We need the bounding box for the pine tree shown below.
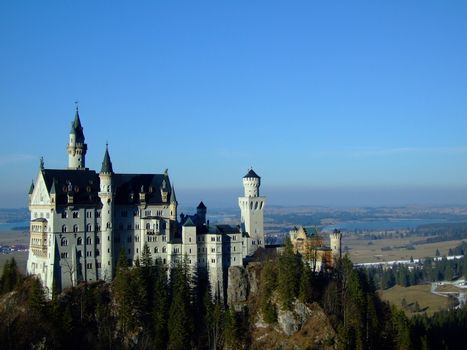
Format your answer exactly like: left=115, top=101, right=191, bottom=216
left=298, top=261, right=312, bottom=303
left=391, top=308, right=412, bottom=350
left=277, top=237, right=301, bottom=309
left=153, top=261, right=169, bottom=349
left=168, top=260, right=193, bottom=350
left=141, top=242, right=153, bottom=268
left=223, top=307, right=239, bottom=350
left=1, top=257, right=20, bottom=294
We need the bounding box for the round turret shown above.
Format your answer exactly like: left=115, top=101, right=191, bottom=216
left=67, top=107, right=87, bottom=169
left=98, top=144, right=114, bottom=281
left=243, top=169, right=261, bottom=197
left=330, top=229, right=342, bottom=260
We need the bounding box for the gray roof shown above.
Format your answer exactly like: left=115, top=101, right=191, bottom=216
left=113, top=173, right=172, bottom=205
left=197, top=201, right=206, bottom=209
left=211, top=224, right=240, bottom=234
left=32, top=218, right=48, bottom=223
left=170, top=185, right=177, bottom=203
left=40, top=169, right=174, bottom=207
left=70, top=108, right=85, bottom=141
left=28, top=181, right=34, bottom=195
left=243, top=169, right=260, bottom=179
left=100, top=145, right=113, bottom=173
left=183, top=217, right=196, bottom=227
left=41, top=169, right=101, bottom=205
left=50, top=178, right=57, bottom=194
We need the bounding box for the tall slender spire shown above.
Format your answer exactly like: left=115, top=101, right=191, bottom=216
left=50, top=178, right=57, bottom=194
left=100, top=143, right=113, bottom=173
left=28, top=180, right=34, bottom=195
left=67, top=105, right=87, bottom=169
left=170, top=184, right=177, bottom=203
left=70, top=105, right=85, bottom=141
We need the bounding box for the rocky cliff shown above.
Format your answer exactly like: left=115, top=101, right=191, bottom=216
left=227, top=264, right=336, bottom=350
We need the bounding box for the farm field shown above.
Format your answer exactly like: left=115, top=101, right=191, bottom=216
left=378, top=284, right=449, bottom=316
left=345, top=236, right=464, bottom=264
left=0, top=229, right=29, bottom=274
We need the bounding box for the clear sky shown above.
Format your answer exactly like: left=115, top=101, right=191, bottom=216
left=1, top=1, right=467, bottom=208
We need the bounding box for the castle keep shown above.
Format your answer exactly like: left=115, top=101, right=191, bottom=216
left=27, top=108, right=266, bottom=297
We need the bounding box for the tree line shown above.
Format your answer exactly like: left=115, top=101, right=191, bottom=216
left=0, top=244, right=244, bottom=350
left=1, top=240, right=467, bottom=349
left=367, top=255, right=467, bottom=290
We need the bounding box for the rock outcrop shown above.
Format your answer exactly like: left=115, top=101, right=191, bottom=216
left=253, top=302, right=336, bottom=350
left=277, top=300, right=313, bottom=336
left=227, top=262, right=336, bottom=349
left=227, top=262, right=261, bottom=311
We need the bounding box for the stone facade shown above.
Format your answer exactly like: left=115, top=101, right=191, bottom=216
left=289, top=226, right=342, bottom=271
left=26, top=108, right=265, bottom=299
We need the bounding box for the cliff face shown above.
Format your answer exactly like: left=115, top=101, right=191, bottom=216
left=227, top=264, right=336, bottom=350
left=227, top=263, right=260, bottom=312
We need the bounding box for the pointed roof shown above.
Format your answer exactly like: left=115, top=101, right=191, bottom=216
left=197, top=201, right=206, bottom=209
left=100, top=144, right=113, bottom=173
left=183, top=217, right=196, bottom=227
left=243, top=168, right=260, bottom=179
left=70, top=107, right=85, bottom=141
left=28, top=181, right=34, bottom=195
left=50, top=178, right=57, bottom=194
left=170, top=185, right=177, bottom=203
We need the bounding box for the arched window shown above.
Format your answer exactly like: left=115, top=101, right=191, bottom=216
left=146, top=223, right=150, bottom=230
left=96, top=237, right=100, bottom=244
left=62, top=225, right=67, bottom=233
left=154, top=247, right=158, bottom=253
left=86, top=224, right=92, bottom=232
left=77, top=237, right=82, bottom=245
left=162, top=246, right=166, bottom=253
left=86, top=237, right=92, bottom=245
left=73, top=224, right=78, bottom=233
left=106, top=222, right=111, bottom=229
left=61, top=238, right=68, bottom=246
left=255, top=202, right=259, bottom=210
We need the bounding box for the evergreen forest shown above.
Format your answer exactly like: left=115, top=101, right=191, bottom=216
left=0, top=241, right=466, bottom=350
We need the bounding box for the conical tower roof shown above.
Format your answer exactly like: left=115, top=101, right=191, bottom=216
left=243, top=168, right=260, bottom=179
left=170, top=185, right=177, bottom=203
left=28, top=181, right=34, bottom=195
left=70, top=107, right=85, bottom=141
left=50, top=178, right=57, bottom=194
left=100, top=144, right=113, bottom=174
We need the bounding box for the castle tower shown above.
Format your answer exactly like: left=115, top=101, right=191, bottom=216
left=98, top=144, right=114, bottom=281
left=67, top=107, right=87, bottom=169
left=197, top=201, right=207, bottom=224
left=330, top=229, right=342, bottom=263
left=169, top=185, right=177, bottom=221
left=238, top=169, right=266, bottom=256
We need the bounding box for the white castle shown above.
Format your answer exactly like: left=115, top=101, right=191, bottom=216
left=27, top=108, right=266, bottom=298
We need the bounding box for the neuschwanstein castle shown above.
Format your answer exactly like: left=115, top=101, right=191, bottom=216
left=27, top=108, right=266, bottom=298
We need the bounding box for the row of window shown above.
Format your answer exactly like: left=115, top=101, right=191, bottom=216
left=147, top=235, right=167, bottom=242
left=61, top=236, right=99, bottom=246
left=61, top=223, right=113, bottom=233
left=195, top=235, right=238, bottom=243
left=61, top=211, right=101, bottom=219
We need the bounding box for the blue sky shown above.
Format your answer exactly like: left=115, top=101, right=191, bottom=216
left=1, top=1, right=467, bottom=208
